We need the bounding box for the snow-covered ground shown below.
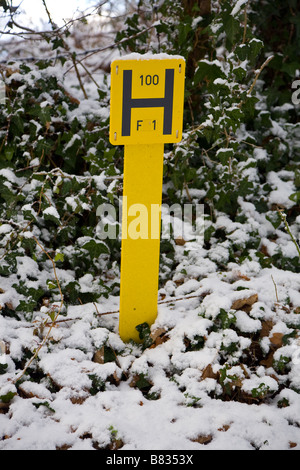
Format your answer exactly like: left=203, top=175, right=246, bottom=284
left=1, top=255, right=300, bottom=450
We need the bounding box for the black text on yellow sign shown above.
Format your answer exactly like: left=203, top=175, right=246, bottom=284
left=110, top=57, right=186, bottom=145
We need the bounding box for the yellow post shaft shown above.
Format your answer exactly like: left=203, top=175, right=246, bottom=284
left=119, top=143, right=164, bottom=342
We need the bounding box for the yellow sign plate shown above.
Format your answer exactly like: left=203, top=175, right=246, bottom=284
left=109, top=56, right=185, bottom=145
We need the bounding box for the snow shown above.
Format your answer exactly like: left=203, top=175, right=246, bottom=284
left=268, top=171, right=296, bottom=209
left=43, top=206, right=60, bottom=220
left=115, top=52, right=185, bottom=62
left=231, top=0, right=248, bottom=17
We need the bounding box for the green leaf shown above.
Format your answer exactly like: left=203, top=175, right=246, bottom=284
left=54, top=252, right=64, bottom=263
left=48, top=311, right=56, bottom=322
left=135, top=322, right=153, bottom=349
left=16, top=299, right=37, bottom=314
left=251, top=383, right=270, bottom=398
left=103, top=346, right=116, bottom=363
left=88, top=374, right=105, bottom=395
left=194, top=60, right=226, bottom=84
left=43, top=208, right=61, bottom=225
left=0, top=391, right=16, bottom=403
left=248, top=39, right=264, bottom=62
left=235, top=44, right=248, bottom=61
left=0, top=363, right=8, bottom=375
left=222, top=14, right=241, bottom=46
left=47, top=280, right=57, bottom=290
left=135, top=373, right=152, bottom=391
left=289, top=192, right=300, bottom=203
left=233, top=65, right=247, bottom=81
left=216, top=148, right=234, bottom=165
left=82, top=239, right=109, bottom=258
left=33, top=401, right=55, bottom=413
left=217, top=309, right=236, bottom=329
left=51, top=37, right=65, bottom=50
left=266, top=211, right=282, bottom=229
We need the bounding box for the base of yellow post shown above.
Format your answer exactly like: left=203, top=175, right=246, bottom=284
left=119, top=143, right=164, bottom=343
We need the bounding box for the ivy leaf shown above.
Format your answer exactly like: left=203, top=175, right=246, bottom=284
left=33, top=401, right=55, bottom=413
left=266, top=211, right=282, bottom=229
left=136, top=322, right=153, bottom=349
left=51, top=37, right=65, bottom=50
left=289, top=192, right=300, bottom=203
left=135, top=373, right=152, bottom=391
left=54, top=252, right=64, bottom=263
left=0, top=363, right=8, bottom=375
left=248, top=39, right=264, bottom=62
left=82, top=239, right=109, bottom=258
left=0, top=391, right=16, bottom=403
left=195, top=60, right=226, bottom=84
left=222, top=14, right=241, bottom=46
left=43, top=207, right=61, bottom=225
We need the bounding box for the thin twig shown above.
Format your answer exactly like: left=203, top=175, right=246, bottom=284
left=0, top=22, right=158, bottom=65
left=242, top=1, right=249, bottom=44
left=13, top=237, right=64, bottom=384
left=278, top=209, right=300, bottom=258
left=271, top=275, right=279, bottom=303
left=71, top=54, right=88, bottom=99
left=21, top=292, right=204, bottom=330
left=247, top=55, right=274, bottom=97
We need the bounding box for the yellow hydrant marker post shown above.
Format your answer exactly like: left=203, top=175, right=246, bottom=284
left=109, top=54, right=185, bottom=342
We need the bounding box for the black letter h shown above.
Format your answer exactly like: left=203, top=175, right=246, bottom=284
left=122, top=69, right=174, bottom=137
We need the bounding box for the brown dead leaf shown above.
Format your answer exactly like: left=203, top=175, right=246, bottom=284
left=150, top=327, right=167, bottom=342
left=18, top=385, right=40, bottom=400
left=260, top=350, right=275, bottom=368
left=175, top=236, right=186, bottom=246
left=268, top=373, right=279, bottom=382
left=260, top=320, right=275, bottom=338
left=149, top=327, right=169, bottom=348
left=231, top=293, right=258, bottom=311
left=129, top=374, right=140, bottom=388
left=93, top=346, right=105, bottom=364
left=174, top=278, right=185, bottom=286
left=190, top=434, right=213, bottom=445
left=260, top=244, right=270, bottom=257
left=0, top=402, right=10, bottom=414
left=289, top=442, right=297, bottom=448
left=56, top=444, right=72, bottom=450
left=70, top=396, right=88, bottom=405
left=108, top=371, right=121, bottom=386
left=109, top=439, right=124, bottom=450
left=201, top=364, right=218, bottom=380
left=0, top=298, right=13, bottom=310
left=270, top=333, right=284, bottom=348
left=233, top=271, right=250, bottom=281
left=275, top=302, right=290, bottom=313
left=218, top=424, right=230, bottom=432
